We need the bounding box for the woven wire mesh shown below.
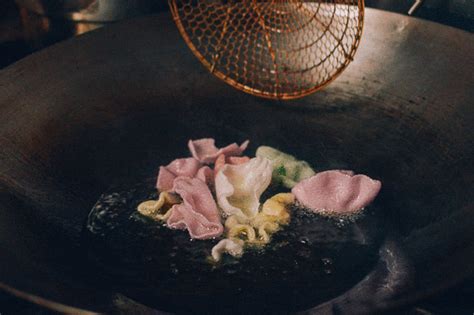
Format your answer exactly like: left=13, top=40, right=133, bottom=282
left=169, top=0, right=364, bottom=100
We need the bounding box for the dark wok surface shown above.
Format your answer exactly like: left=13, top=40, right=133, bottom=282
left=0, top=9, right=473, bottom=314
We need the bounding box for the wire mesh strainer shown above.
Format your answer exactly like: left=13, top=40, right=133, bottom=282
left=169, top=0, right=364, bottom=100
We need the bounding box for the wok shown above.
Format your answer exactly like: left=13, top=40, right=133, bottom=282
left=0, top=8, right=473, bottom=314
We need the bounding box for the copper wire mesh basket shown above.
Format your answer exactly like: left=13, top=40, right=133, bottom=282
left=169, top=0, right=364, bottom=100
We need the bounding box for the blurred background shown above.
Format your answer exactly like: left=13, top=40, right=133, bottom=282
left=0, top=0, right=473, bottom=69
left=0, top=0, right=473, bottom=314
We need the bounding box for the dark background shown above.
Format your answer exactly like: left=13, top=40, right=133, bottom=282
left=0, top=0, right=473, bottom=314
left=0, top=0, right=473, bottom=69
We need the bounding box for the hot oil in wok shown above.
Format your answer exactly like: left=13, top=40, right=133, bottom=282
left=83, top=177, right=384, bottom=313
